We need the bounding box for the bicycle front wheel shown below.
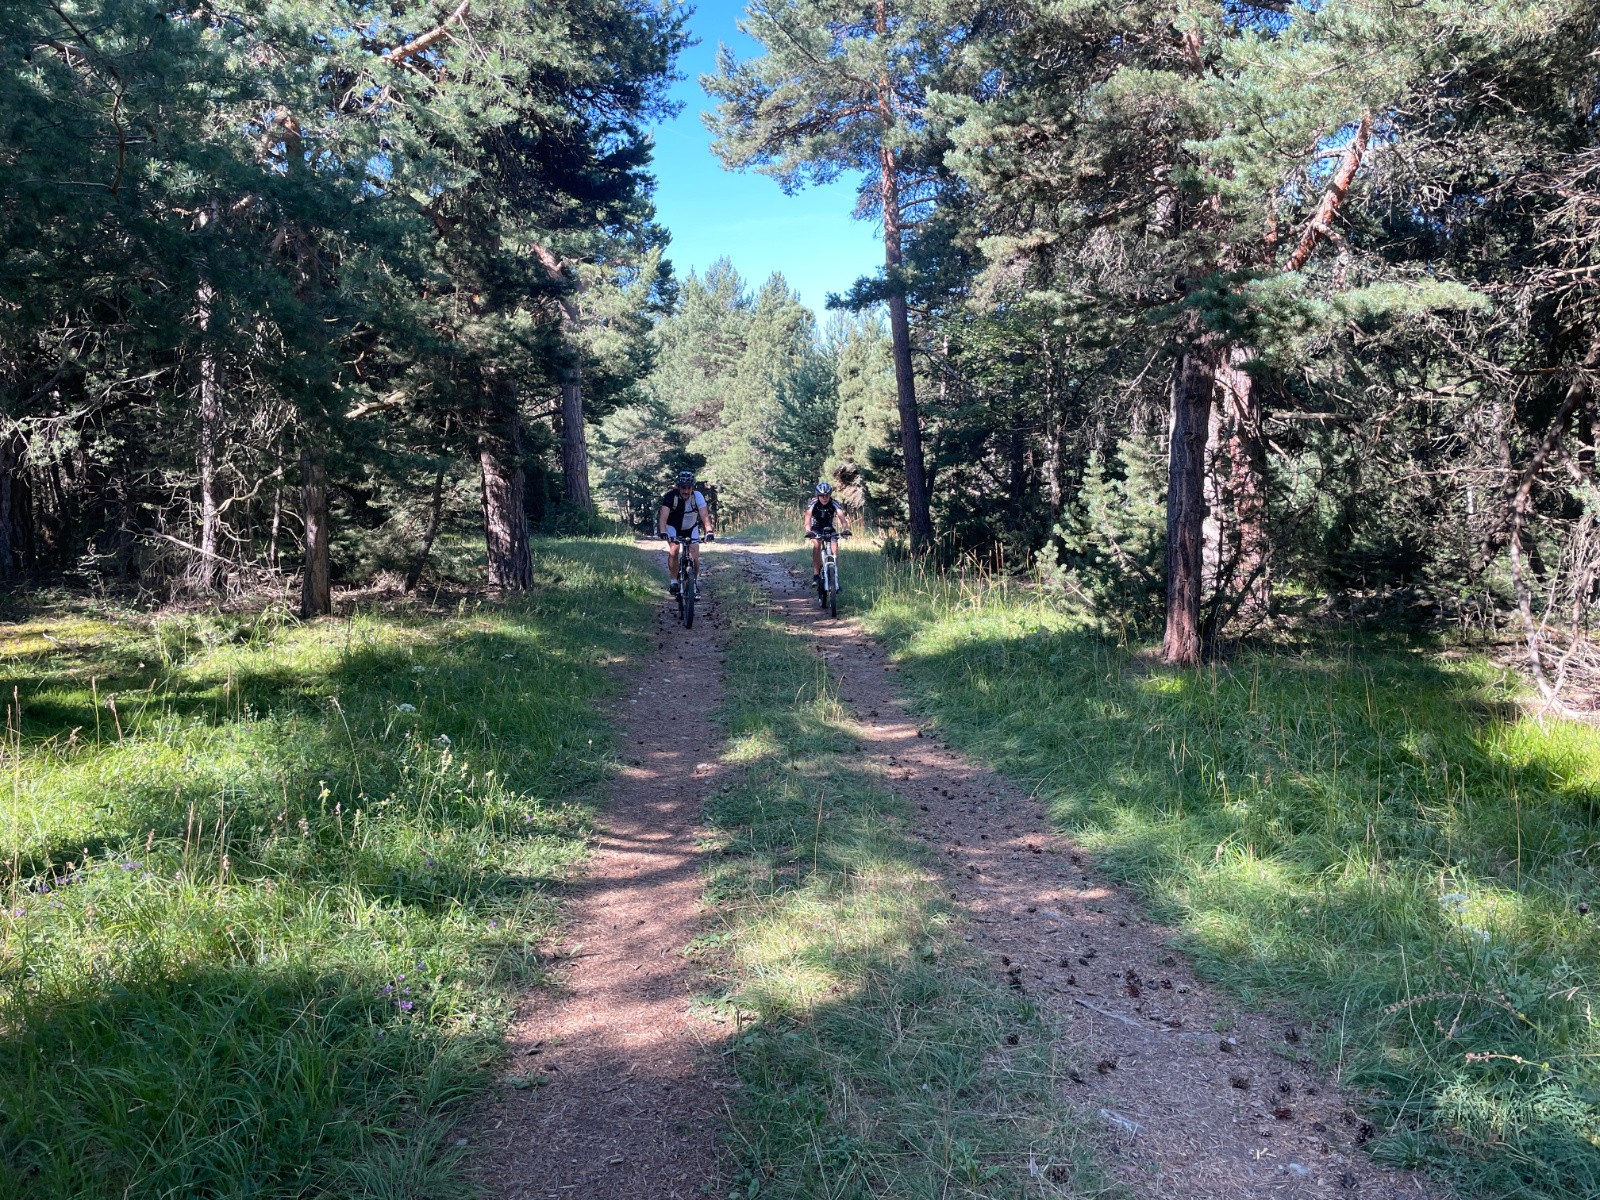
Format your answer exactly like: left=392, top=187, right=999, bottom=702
left=683, top=569, right=696, bottom=629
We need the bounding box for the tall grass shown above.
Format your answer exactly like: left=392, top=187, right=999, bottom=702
left=700, top=565, right=1104, bottom=1200
left=792, top=535, right=1600, bottom=1200
left=0, top=539, right=658, bottom=1199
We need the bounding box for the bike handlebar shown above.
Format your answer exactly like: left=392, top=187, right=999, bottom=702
left=660, top=532, right=714, bottom=542
left=805, top=530, right=851, bottom=540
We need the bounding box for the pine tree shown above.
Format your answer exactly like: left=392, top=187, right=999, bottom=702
left=705, top=0, right=972, bottom=548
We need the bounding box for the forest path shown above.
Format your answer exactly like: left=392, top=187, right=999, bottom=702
left=465, top=542, right=729, bottom=1200
left=737, top=542, right=1444, bottom=1200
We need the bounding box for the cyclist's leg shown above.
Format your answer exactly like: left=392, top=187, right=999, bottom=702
left=667, top=540, right=681, bottom=591
left=689, top=534, right=702, bottom=592
left=811, top=538, right=822, bottom=578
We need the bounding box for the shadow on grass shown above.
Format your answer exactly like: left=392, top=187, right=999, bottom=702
left=0, top=537, right=660, bottom=1200
left=700, top=568, right=1101, bottom=1200
left=0, top=959, right=486, bottom=1200
left=844, top=561, right=1600, bottom=1200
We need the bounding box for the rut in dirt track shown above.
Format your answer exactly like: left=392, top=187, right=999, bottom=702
left=465, top=546, right=731, bottom=1200
left=737, top=544, right=1442, bottom=1200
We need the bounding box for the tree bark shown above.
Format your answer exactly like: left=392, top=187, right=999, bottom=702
left=558, top=362, right=592, bottom=509
left=479, top=375, right=532, bottom=591
left=529, top=242, right=594, bottom=512
left=875, top=1, right=933, bottom=552
left=0, top=429, right=19, bottom=582
left=1217, top=344, right=1271, bottom=623
left=880, top=150, right=934, bottom=551
left=299, top=442, right=332, bottom=617
left=405, top=465, right=447, bottom=592
left=1162, top=339, right=1216, bottom=666
left=190, top=280, right=225, bottom=592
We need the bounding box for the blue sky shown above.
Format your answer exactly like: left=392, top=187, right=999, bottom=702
left=648, top=0, right=881, bottom=316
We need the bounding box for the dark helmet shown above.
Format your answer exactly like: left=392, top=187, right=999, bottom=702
left=676, top=470, right=695, bottom=487
left=815, top=481, right=833, bottom=496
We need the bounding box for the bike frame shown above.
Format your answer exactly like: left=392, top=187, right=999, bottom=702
left=665, top=529, right=709, bottom=628
left=819, top=534, right=839, bottom=595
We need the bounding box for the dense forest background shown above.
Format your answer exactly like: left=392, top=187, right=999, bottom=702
left=6, top=0, right=1600, bottom=695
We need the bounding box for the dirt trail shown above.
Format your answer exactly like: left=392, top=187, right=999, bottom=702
left=467, top=545, right=729, bottom=1200
left=737, top=543, right=1443, bottom=1200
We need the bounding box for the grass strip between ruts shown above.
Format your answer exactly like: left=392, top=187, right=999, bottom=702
left=792, top=536, right=1600, bottom=1200
left=697, top=560, right=1107, bottom=1200
left=0, top=538, right=658, bottom=1200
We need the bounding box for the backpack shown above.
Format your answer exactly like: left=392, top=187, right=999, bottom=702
left=661, top=489, right=706, bottom=533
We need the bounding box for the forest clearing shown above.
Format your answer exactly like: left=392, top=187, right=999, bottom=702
left=7, top=0, right=1600, bottom=1197
left=4, top=535, right=1598, bottom=1198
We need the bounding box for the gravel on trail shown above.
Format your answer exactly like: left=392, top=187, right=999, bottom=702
left=465, top=538, right=1446, bottom=1200
left=464, top=548, right=731, bottom=1200
left=738, top=544, right=1442, bottom=1200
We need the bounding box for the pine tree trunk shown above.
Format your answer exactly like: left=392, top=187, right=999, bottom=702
left=528, top=244, right=594, bottom=513
left=559, top=362, right=593, bottom=510
left=191, top=281, right=225, bottom=592
left=405, top=466, right=447, bottom=592
left=880, top=150, right=934, bottom=551
left=1218, top=345, right=1271, bottom=624
left=267, top=468, right=282, bottom=571
left=299, top=442, right=332, bottom=617
left=1162, top=340, right=1216, bottom=666
left=479, top=377, right=532, bottom=591
left=0, top=430, right=18, bottom=583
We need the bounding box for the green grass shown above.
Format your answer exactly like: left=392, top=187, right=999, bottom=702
left=784, top=536, right=1600, bottom=1200
left=698, top=558, right=1107, bottom=1200
left=0, top=538, right=658, bottom=1199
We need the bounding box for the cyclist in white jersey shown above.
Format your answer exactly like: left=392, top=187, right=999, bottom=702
left=804, top=481, right=850, bottom=590
left=657, top=470, right=714, bottom=595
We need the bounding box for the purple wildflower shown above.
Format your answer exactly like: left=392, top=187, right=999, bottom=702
left=488, top=920, right=498, bottom=929
left=381, top=985, right=394, bottom=996
left=398, top=1000, right=414, bottom=1012
left=9, top=908, right=23, bottom=918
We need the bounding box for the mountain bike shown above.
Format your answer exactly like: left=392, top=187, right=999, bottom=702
left=663, top=531, right=712, bottom=629
left=807, top=529, right=850, bottom=618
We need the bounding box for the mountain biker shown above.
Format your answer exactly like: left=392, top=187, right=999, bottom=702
left=804, top=481, right=850, bottom=591
left=658, top=470, right=714, bottom=596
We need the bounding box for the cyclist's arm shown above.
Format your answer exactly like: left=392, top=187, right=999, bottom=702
left=697, top=494, right=713, bottom=535
left=658, top=504, right=672, bottom=537
left=802, top=499, right=816, bottom=534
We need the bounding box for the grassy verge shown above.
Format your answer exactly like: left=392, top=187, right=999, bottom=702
left=698, top=557, right=1104, bottom=1200
left=772, top=534, right=1600, bottom=1200
left=0, top=538, right=657, bottom=1200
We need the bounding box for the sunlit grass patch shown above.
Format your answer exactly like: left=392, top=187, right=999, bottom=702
left=701, top=563, right=1103, bottom=1200
left=0, top=536, right=657, bottom=1199
left=833, top=551, right=1600, bottom=1200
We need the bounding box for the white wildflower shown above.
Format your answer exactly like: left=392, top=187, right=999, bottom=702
left=434, top=734, right=452, bottom=749
left=395, top=703, right=417, bottom=713
left=1438, top=892, right=1470, bottom=913
left=411, top=664, right=426, bottom=674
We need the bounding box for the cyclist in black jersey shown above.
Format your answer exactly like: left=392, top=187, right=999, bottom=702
left=804, top=481, right=850, bottom=589
left=657, top=470, right=714, bottom=595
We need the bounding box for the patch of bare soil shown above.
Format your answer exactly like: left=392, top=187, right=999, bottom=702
left=738, top=545, right=1446, bottom=1200
left=464, top=545, right=730, bottom=1200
